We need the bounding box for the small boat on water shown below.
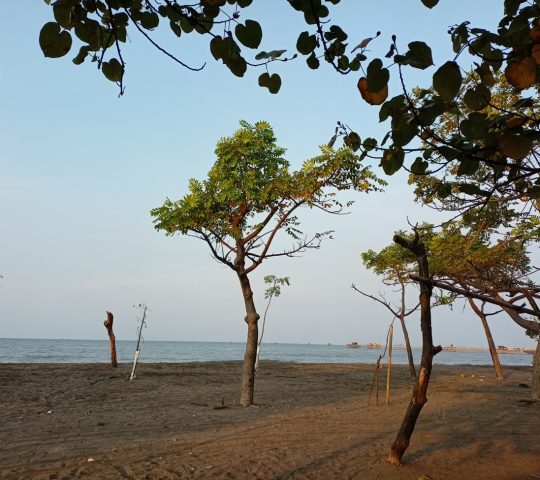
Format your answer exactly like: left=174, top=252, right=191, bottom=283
left=367, top=342, right=383, bottom=349
left=346, top=342, right=359, bottom=349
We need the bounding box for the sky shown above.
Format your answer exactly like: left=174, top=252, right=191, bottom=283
left=0, top=1, right=536, bottom=348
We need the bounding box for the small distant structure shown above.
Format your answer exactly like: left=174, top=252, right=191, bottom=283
left=367, top=342, right=383, bottom=349
left=346, top=341, right=359, bottom=349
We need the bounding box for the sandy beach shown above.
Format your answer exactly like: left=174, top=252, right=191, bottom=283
left=0, top=361, right=539, bottom=479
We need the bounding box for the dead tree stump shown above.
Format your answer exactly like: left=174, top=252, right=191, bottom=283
left=104, top=311, right=118, bottom=368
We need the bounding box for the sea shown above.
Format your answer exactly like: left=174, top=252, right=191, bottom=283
left=0, top=338, right=534, bottom=366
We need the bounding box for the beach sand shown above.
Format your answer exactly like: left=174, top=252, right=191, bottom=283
left=0, top=361, right=538, bottom=479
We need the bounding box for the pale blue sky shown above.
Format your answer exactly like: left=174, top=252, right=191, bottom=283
left=1, top=1, right=535, bottom=348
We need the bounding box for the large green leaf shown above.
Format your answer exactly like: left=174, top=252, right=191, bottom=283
left=394, top=41, right=433, bottom=69
left=433, top=61, right=462, bottom=101
left=102, top=58, right=123, bottom=82
left=39, top=22, right=72, bottom=58
left=258, top=72, right=281, bottom=93
left=380, top=148, right=404, bottom=175
left=366, top=58, right=389, bottom=92
left=500, top=134, right=533, bottom=160
left=296, top=31, right=317, bottom=55
left=235, top=20, right=262, bottom=49
left=344, top=132, right=361, bottom=151
left=392, top=120, right=418, bottom=147
left=463, top=85, right=491, bottom=111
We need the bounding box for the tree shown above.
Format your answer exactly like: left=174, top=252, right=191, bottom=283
left=151, top=120, right=383, bottom=406
left=388, top=230, right=441, bottom=465
left=425, top=220, right=540, bottom=392
left=356, top=242, right=420, bottom=379
left=407, top=69, right=540, bottom=381
left=255, top=275, right=290, bottom=373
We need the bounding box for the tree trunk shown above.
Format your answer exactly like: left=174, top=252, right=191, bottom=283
left=399, top=283, right=416, bottom=380
left=533, top=339, right=540, bottom=401
left=237, top=272, right=260, bottom=407
left=388, top=234, right=441, bottom=465
left=467, top=298, right=503, bottom=380
left=385, top=323, right=393, bottom=405
left=103, top=311, right=117, bottom=368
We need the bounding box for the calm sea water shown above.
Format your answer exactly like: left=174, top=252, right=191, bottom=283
left=0, top=338, right=533, bottom=366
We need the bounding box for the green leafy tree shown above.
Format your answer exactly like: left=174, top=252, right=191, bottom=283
left=151, top=120, right=383, bottom=406
left=425, top=217, right=540, bottom=392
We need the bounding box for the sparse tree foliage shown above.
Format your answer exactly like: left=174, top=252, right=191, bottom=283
left=255, top=275, right=290, bottom=372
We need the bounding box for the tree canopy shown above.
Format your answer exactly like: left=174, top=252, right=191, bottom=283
left=151, top=120, right=383, bottom=406
left=41, top=1, right=540, bottom=214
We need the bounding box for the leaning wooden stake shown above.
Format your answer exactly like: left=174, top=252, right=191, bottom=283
left=388, top=232, right=442, bottom=465
left=130, top=304, right=148, bottom=381
left=385, top=323, right=394, bottom=405
left=103, top=311, right=117, bottom=368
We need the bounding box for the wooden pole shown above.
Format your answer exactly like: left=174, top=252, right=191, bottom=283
left=103, top=311, right=117, bottom=368
left=386, top=323, right=394, bottom=405
left=130, top=304, right=147, bottom=381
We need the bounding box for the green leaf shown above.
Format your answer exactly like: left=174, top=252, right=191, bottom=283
left=411, top=157, right=428, bottom=174
left=460, top=112, right=489, bottom=140
left=463, top=85, right=491, bottom=111
left=75, top=19, right=101, bottom=50
left=226, top=56, right=247, bottom=77
left=380, top=148, right=404, bottom=175
left=72, top=45, right=90, bottom=65
left=433, top=61, right=462, bottom=101
left=344, top=132, right=361, bottom=151
left=499, top=134, right=533, bottom=160
left=363, top=137, right=377, bottom=151
left=102, top=58, right=123, bottom=82
left=394, top=41, right=433, bottom=69
left=235, top=20, right=262, bottom=49
left=306, top=52, right=320, bottom=69
left=366, top=58, right=389, bottom=92
left=296, top=31, right=317, bottom=55
left=392, top=120, right=418, bottom=147
left=210, top=35, right=224, bottom=60
left=458, top=183, right=484, bottom=195
left=140, top=12, right=159, bottom=30
left=180, top=16, right=195, bottom=33
left=258, top=72, right=281, bottom=93
left=39, top=22, right=72, bottom=58
left=456, top=156, right=479, bottom=176
left=255, top=49, right=286, bottom=60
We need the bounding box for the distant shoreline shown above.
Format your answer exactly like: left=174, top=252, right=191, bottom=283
left=1, top=337, right=537, bottom=351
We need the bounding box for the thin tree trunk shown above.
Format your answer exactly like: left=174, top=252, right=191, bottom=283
left=532, top=339, right=540, bottom=401
left=237, top=271, right=260, bottom=407
left=385, top=323, right=393, bottom=405
left=468, top=298, right=503, bottom=380
left=399, top=283, right=416, bottom=380
left=388, top=234, right=442, bottom=465
left=103, top=311, right=117, bottom=368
